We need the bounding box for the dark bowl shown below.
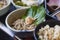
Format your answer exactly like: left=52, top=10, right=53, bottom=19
left=34, top=20, right=60, bottom=40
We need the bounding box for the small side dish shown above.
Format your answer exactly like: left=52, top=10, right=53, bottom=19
left=0, top=0, right=10, bottom=16
left=13, top=0, right=41, bottom=6
left=38, top=25, right=60, bottom=40
left=0, top=0, right=7, bottom=9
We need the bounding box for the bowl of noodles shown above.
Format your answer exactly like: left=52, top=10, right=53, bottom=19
left=5, top=5, right=45, bottom=37
left=11, top=0, right=44, bottom=8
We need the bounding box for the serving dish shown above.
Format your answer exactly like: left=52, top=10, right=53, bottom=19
left=34, top=20, right=60, bottom=40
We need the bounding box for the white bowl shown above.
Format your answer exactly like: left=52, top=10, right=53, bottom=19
left=5, top=8, right=33, bottom=32
left=5, top=8, right=35, bottom=38
left=5, top=8, right=45, bottom=37
left=0, top=0, right=11, bottom=16
left=11, top=0, right=44, bottom=9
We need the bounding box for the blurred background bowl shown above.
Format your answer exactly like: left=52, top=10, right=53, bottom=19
left=0, top=0, right=11, bottom=16
left=11, top=0, right=44, bottom=9
left=11, top=0, right=30, bottom=9
left=45, top=0, right=60, bottom=21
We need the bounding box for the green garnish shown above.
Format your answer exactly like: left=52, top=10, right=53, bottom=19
left=22, top=4, right=45, bottom=26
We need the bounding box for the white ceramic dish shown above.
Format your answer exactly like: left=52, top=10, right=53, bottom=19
left=5, top=8, right=33, bottom=32
left=11, top=0, right=44, bottom=9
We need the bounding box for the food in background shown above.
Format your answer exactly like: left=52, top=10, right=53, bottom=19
left=47, top=0, right=60, bottom=10
left=14, top=0, right=40, bottom=6
left=38, top=25, right=60, bottom=40
left=21, top=0, right=40, bottom=6
left=0, top=0, right=7, bottom=9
